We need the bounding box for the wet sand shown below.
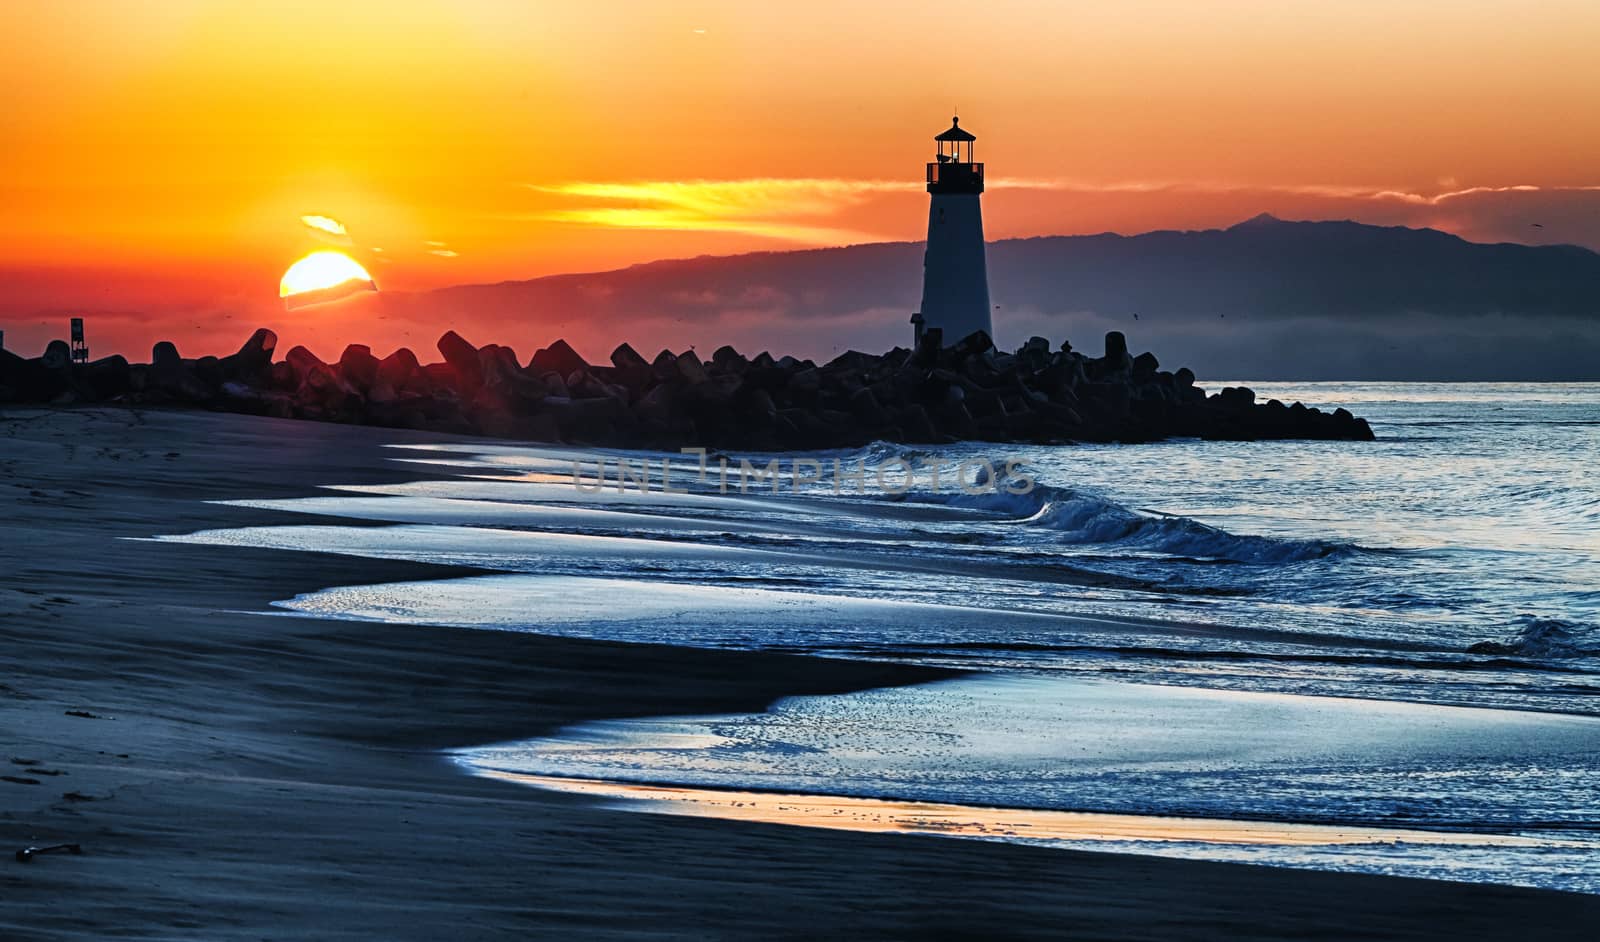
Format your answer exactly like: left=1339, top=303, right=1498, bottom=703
left=2, top=406, right=1596, bottom=940
left=486, top=773, right=1577, bottom=849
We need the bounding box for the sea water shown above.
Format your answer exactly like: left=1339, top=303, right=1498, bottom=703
left=156, top=382, right=1600, bottom=891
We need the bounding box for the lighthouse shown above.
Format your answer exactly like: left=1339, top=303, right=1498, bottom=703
left=911, top=116, right=992, bottom=347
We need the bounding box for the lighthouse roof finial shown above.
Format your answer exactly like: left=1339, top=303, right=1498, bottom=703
left=935, top=115, right=976, bottom=143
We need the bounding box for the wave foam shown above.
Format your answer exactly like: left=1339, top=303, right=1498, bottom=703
left=912, top=481, right=1354, bottom=564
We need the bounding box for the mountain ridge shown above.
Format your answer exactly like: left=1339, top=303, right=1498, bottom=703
left=379, top=216, right=1598, bottom=380
left=430, top=215, right=1600, bottom=289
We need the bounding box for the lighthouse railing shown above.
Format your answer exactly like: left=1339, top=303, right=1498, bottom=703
left=926, top=162, right=984, bottom=188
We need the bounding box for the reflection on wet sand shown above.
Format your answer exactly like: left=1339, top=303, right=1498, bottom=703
left=491, top=772, right=1561, bottom=849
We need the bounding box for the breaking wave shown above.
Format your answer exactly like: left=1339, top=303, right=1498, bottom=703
left=907, top=481, right=1356, bottom=564
left=1468, top=617, right=1599, bottom=659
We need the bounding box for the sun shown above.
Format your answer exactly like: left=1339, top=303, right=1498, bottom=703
left=280, top=250, right=377, bottom=309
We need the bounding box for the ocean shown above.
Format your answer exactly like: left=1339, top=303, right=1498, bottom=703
left=157, top=382, right=1600, bottom=892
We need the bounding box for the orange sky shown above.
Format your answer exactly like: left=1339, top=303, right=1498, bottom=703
left=3, top=0, right=1599, bottom=356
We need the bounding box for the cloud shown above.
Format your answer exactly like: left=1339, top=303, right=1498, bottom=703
left=989, top=177, right=1599, bottom=206
left=515, top=178, right=917, bottom=244
left=510, top=175, right=1600, bottom=252
left=301, top=214, right=352, bottom=245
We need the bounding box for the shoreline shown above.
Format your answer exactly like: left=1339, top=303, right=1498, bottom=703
left=4, top=406, right=1596, bottom=939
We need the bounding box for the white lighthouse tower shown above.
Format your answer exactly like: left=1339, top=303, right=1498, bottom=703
left=911, top=116, right=992, bottom=347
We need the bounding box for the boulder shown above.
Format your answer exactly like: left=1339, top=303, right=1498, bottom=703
left=284, top=346, right=326, bottom=386
left=219, top=382, right=293, bottom=419
left=42, top=340, right=73, bottom=370
left=366, top=380, right=399, bottom=405
left=934, top=401, right=979, bottom=439
left=948, top=330, right=994, bottom=361
left=339, top=344, right=381, bottom=392
left=269, top=361, right=297, bottom=391
left=849, top=387, right=888, bottom=425
left=1219, top=386, right=1256, bottom=408
left=650, top=349, right=680, bottom=381
left=296, top=360, right=361, bottom=420
left=567, top=369, right=621, bottom=402
left=739, top=387, right=778, bottom=418
left=608, top=343, right=654, bottom=391
left=149, top=341, right=210, bottom=400
left=0, top=349, right=27, bottom=401
left=911, top=327, right=943, bottom=367
left=789, top=367, right=822, bottom=395
left=674, top=350, right=709, bottom=385
left=881, top=347, right=913, bottom=371
left=378, top=348, right=420, bottom=390
left=610, top=343, right=649, bottom=371
left=478, top=344, right=524, bottom=391
left=895, top=404, right=939, bottom=442
left=190, top=356, right=224, bottom=389
left=824, top=350, right=878, bottom=373
left=1016, top=336, right=1052, bottom=370
left=528, top=339, right=588, bottom=377
left=710, top=345, right=748, bottom=372
left=437, top=331, right=483, bottom=390
left=688, top=372, right=741, bottom=408
left=419, top=363, right=460, bottom=395
left=237, top=327, right=278, bottom=361
left=221, top=328, right=278, bottom=383
left=632, top=383, right=678, bottom=425
left=3, top=350, right=65, bottom=401
left=536, top=370, right=570, bottom=398
left=1103, top=331, right=1129, bottom=363
left=152, top=341, right=181, bottom=370
left=543, top=395, right=627, bottom=441
left=1083, top=334, right=1129, bottom=384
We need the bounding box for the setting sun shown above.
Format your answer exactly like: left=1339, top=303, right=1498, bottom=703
left=279, top=250, right=377, bottom=309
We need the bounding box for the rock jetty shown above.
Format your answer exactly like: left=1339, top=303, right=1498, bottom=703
left=0, top=327, right=1375, bottom=446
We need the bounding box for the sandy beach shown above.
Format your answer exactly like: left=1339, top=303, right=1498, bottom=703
left=3, top=406, right=1596, bottom=940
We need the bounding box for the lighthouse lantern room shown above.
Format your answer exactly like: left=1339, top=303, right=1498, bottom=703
left=912, top=116, right=992, bottom=347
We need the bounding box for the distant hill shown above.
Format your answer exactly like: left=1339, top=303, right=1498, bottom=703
left=381, top=216, right=1600, bottom=380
